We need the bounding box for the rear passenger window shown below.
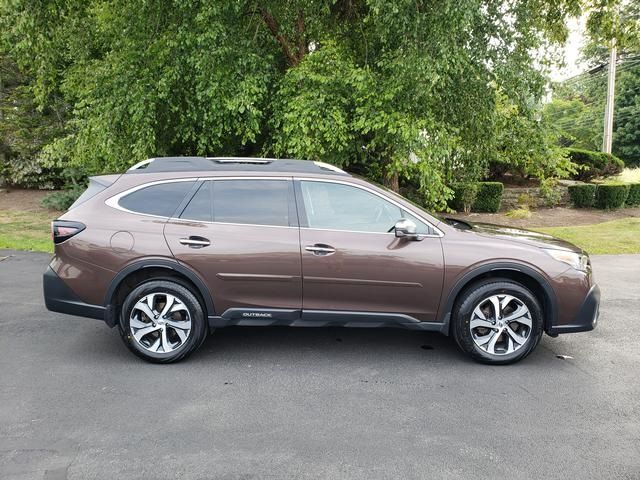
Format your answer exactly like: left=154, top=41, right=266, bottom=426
left=180, top=182, right=212, bottom=222
left=119, top=181, right=195, bottom=217
left=212, top=180, right=292, bottom=226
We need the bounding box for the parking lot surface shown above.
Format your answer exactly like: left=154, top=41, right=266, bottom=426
left=1, top=250, right=639, bottom=479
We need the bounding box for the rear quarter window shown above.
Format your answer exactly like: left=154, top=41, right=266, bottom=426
left=118, top=181, right=195, bottom=217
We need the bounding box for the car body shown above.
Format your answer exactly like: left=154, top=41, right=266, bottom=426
left=43, top=157, right=600, bottom=364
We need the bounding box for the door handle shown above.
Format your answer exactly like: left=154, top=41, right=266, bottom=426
left=179, top=236, right=211, bottom=248
left=305, top=244, right=336, bottom=255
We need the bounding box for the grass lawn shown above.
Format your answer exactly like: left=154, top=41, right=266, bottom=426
left=538, top=218, right=640, bottom=255
left=613, top=167, right=640, bottom=183
left=0, top=209, right=55, bottom=253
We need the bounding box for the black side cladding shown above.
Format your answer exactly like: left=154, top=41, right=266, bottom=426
left=43, top=267, right=105, bottom=320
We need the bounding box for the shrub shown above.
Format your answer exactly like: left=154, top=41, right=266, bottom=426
left=567, top=148, right=625, bottom=181
left=505, top=207, right=531, bottom=219
left=473, top=182, right=504, bottom=213
left=516, top=193, right=534, bottom=208
left=626, top=183, right=640, bottom=207
left=41, top=186, right=84, bottom=211
left=568, top=183, right=597, bottom=208
left=449, top=183, right=479, bottom=213
left=0, top=155, right=64, bottom=189
left=594, top=183, right=630, bottom=209
left=539, top=178, right=562, bottom=207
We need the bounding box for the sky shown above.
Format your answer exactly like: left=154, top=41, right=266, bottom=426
left=550, top=15, right=588, bottom=82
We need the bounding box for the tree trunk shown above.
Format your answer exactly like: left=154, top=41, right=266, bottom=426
left=260, top=8, right=307, bottom=68
left=384, top=171, right=399, bottom=192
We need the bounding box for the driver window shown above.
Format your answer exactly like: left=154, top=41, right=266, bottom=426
left=300, top=181, right=411, bottom=233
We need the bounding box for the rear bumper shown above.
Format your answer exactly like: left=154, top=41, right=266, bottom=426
left=43, top=266, right=105, bottom=321
left=547, top=284, right=600, bottom=335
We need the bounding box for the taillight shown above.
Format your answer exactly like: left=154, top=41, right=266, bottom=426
left=51, top=220, right=86, bottom=244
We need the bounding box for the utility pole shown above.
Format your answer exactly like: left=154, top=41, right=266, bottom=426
left=602, top=40, right=617, bottom=154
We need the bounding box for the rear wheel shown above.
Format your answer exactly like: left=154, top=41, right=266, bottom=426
left=452, top=279, right=543, bottom=365
left=118, top=279, right=208, bottom=363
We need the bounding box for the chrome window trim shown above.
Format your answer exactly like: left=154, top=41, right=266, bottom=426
left=295, top=177, right=445, bottom=238
left=299, top=227, right=432, bottom=237
left=170, top=219, right=297, bottom=230
left=105, top=175, right=444, bottom=237
left=105, top=177, right=199, bottom=219
left=105, top=177, right=294, bottom=226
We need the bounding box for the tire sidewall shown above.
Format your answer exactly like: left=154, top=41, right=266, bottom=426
left=119, top=279, right=207, bottom=363
left=453, top=280, right=544, bottom=364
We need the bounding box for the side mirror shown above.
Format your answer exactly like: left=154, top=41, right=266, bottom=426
left=394, top=218, right=422, bottom=241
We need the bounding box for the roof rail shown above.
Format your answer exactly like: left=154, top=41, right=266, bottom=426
left=127, top=159, right=155, bottom=171
left=124, top=156, right=349, bottom=176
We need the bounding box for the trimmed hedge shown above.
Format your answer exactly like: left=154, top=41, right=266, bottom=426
left=567, top=148, right=625, bottom=181
left=626, top=183, right=640, bottom=207
left=594, top=183, right=630, bottom=209
left=473, top=182, right=504, bottom=213
left=568, top=183, right=596, bottom=208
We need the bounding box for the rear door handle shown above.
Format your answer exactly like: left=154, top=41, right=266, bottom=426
left=305, top=244, right=336, bottom=256
left=179, top=236, right=211, bottom=248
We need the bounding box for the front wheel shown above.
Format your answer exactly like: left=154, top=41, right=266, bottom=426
left=452, top=279, right=544, bottom=365
left=118, top=279, right=208, bottom=363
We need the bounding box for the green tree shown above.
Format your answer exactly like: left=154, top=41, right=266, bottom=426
left=0, top=0, right=615, bottom=207
left=582, top=0, right=640, bottom=165
left=0, top=54, right=66, bottom=187
left=544, top=60, right=640, bottom=168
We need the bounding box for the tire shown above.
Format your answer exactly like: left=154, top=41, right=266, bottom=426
left=451, top=279, right=544, bottom=365
left=118, top=279, right=208, bottom=363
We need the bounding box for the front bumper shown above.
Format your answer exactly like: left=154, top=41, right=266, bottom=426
left=548, top=284, right=600, bottom=335
left=43, top=266, right=105, bottom=321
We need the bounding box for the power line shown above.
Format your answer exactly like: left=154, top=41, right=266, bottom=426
left=550, top=109, right=638, bottom=126
left=560, top=58, right=640, bottom=84
left=558, top=60, right=640, bottom=88
left=551, top=111, right=638, bottom=130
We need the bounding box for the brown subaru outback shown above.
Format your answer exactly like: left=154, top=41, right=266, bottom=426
left=43, top=157, right=600, bottom=364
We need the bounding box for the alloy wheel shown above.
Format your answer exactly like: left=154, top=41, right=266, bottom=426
left=469, top=294, right=532, bottom=356
left=129, top=293, right=192, bottom=354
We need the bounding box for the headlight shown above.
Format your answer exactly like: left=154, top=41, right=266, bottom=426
left=543, top=249, right=590, bottom=272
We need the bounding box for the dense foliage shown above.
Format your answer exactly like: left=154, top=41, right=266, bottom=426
left=0, top=55, right=66, bottom=187
left=568, top=183, right=597, bottom=207
left=472, top=182, right=504, bottom=213
left=595, top=182, right=630, bottom=209
left=625, top=183, right=640, bottom=206
left=0, top=0, right=633, bottom=208
left=40, top=186, right=85, bottom=211
left=449, top=183, right=479, bottom=214
left=544, top=0, right=640, bottom=167
left=566, top=147, right=624, bottom=180
left=544, top=58, right=640, bottom=167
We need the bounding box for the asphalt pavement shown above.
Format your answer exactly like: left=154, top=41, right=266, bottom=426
left=1, top=249, right=639, bottom=480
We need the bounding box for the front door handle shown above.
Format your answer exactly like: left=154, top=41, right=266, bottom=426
left=179, top=236, right=211, bottom=248
left=305, top=244, right=336, bottom=256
